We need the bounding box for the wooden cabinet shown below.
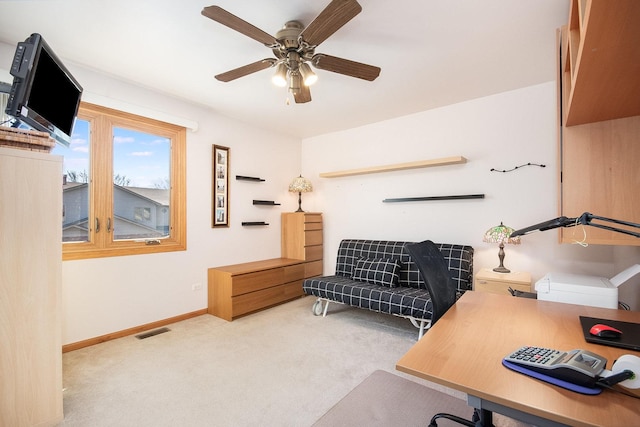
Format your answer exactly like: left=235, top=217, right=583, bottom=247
left=0, top=147, right=63, bottom=427
left=560, top=0, right=640, bottom=126
left=560, top=117, right=640, bottom=245
left=208, top=258, right=305, bottom=321
left=557, top=1, right=640, bottom=246
left=281, top=212, right=323, bottom=278
left=474, top=268, right=532, bottom=296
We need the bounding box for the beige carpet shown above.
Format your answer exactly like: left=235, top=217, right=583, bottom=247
left=313, top=370, right=529, bottom=427
left=313, top=370, right=474, bottom=427
left=57, top=296, right=531, bottom=427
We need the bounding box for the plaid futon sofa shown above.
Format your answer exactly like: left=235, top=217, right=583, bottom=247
left=302, top=239, right=474, bottom=339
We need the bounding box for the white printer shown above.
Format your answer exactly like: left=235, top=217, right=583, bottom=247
left=535, top=264, right=640, bottom=309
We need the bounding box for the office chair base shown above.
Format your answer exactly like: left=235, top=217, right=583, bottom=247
left=429, top=407, right=493, bottom=427
left=428, top=412, right=476, bottom=427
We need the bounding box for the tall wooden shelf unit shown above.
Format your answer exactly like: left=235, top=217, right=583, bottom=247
left=281, top=212, right=324, bottom=278
left=0, top=147, right=63, bottom=426
left=557, top=0, right=640, bottom=246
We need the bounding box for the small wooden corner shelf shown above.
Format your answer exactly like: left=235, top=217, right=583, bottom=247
left=319, top=156, right=467, bottom=178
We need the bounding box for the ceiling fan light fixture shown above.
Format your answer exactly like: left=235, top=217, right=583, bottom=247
left=289, top=72, right=302, bottom=94
left=299, top=63, right=318, bottom=86
left=272, top=63, right=288, bottom=87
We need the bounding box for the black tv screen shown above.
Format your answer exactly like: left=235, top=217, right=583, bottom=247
left=4, top=33, right=83, bottom=146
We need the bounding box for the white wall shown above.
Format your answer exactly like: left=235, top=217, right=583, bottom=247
left=2, top=41, right=637, bottom=346
left=301, top=82, right=640, bottom=310
left=1, top=42, right=303, bottom=345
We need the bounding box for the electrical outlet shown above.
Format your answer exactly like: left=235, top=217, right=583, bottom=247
left=191, top=283, right=202, bottom=291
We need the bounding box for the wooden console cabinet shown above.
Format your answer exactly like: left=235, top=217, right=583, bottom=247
left=0, top=147, right=63, bottom=427
left=281, top=212, right=323, bottom=278
left=208, top=212, right=323, bottom=321
left=208, top=258, right=305, bottom=321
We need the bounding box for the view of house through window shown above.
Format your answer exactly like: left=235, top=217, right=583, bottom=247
left=52, top=102, right=186, bottom=260
left=55, top=118, right=90, bottom=242
left=112, top=126, right=171, bottom=240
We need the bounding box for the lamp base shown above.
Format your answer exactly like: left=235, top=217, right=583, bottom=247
left=493, top=242, right=510, bottom=273
left=295, top=191, right=304, bottom=213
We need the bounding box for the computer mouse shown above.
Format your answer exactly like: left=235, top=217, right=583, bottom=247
left=589, top=324, right=623, bottom=339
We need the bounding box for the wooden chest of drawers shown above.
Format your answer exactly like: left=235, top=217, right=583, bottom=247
left=208, top=258, right=305, bottom=321
left=281, top=212, right=323, bottom=278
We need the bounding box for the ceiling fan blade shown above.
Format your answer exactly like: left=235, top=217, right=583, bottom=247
left=202, top=6, right=278, bottom=46
left=312, top=54, right=380, bottom=81
left=299, top=0, right=362, bottom=47
left=293, top=84, right=312, bottom=104
left=215, top=59, right=276, bottom=82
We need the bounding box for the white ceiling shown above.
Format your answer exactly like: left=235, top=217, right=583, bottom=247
left=0, top=0, right=569, bottom=139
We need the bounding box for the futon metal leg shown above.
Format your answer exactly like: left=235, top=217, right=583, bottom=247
left=312, top=298, right=331, bottom=316
left=418, top=320, right=426, bottom=339
left=408, top=318, right=431, bottom=340
left=322, top=299, right=330, bottom=316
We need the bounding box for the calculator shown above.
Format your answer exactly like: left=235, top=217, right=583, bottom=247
left=504, top=346, right=607, bottom=387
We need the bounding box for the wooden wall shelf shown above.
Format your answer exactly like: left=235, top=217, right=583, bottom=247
left=319, top=156, right=467, bottom=178
left=253, top=200, right=280, bottom=206
left=383, top=194, right=484, bottom=203
left=242, top=221, right=269, bottom=226
left=236, top=175, right=265, bottom=182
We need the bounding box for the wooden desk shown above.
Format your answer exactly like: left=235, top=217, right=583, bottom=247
left=396, top=291, right=640, bottom=427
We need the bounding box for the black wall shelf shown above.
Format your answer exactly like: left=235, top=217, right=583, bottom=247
left=253, top=200, right=280, bottom=206
left=383, top=194, right=485, bottom=203
left=236, top=175, right=265, bottom=182
left=242, top=221, right=269, bottom=226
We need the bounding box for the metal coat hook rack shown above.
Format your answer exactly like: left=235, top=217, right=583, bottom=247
left=490, top=163, right=546, bottom=173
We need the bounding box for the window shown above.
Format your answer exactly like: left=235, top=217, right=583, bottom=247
left=53, top=102, right=186, bottom=260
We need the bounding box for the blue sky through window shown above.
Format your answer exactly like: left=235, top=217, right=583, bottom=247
left=113, top=126, right=170, bottom=188
left=53, top=119, right=170, bottom=188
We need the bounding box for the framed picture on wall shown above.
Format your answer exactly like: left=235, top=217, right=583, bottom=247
left=212, top=144, right=230, bottom=227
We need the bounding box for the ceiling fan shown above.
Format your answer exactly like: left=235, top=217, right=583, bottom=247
left=201, top=0, right=381, bottom=103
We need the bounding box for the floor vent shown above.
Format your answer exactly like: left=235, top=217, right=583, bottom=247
left=135, top=327, right=170, bottom=340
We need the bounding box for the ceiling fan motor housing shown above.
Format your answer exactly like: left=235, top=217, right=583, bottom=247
left=276, top=21, right=303, bottom=49
left=273, top=21, right=315, bottom=67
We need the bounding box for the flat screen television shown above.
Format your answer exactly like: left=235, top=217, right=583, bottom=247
left=4, top=33, right=83, bottom=146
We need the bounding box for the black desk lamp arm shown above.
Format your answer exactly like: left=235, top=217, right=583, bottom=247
left=576, top=213, right=640, bottom=238
left=510, top=212, right=640, bottom=238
